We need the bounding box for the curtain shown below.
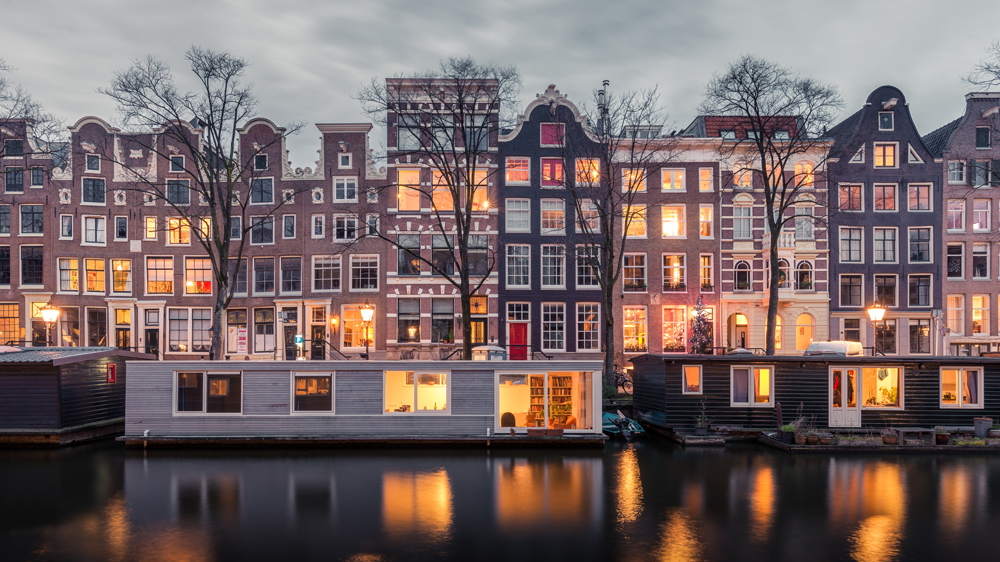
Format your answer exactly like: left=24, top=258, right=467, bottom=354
left=966, top=369, right=979, bottom=406
left=733, top=369, right=749, bottom=403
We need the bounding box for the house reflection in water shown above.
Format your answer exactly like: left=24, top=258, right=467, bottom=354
left=494, top=456, right=601, bottom=532
left=655, top=507, right=705, bottom=562
left=615, top=445, right=643, bottom=524
left=938, top=460, right=987, bottom=542
left=828, top=460, right=906, bottom=562
left=382, top=469, right=453, bottom=543
left=748, top=464, right=775, bottom=543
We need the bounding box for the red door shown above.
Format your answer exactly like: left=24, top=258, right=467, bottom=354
left=509, top=323, right=528, bottom=360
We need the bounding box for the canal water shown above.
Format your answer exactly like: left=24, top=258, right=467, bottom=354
left=1, top=439, right=998, bottom=561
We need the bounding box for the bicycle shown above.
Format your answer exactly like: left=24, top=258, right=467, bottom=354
left=612, top=366, right=633, bottom=395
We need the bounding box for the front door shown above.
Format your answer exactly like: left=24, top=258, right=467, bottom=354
left=116, top=328, right=130, bottom=349
left=310, top=325, right=326, bottom=360
left=145, top=329, right=159, bottom=357
left=735, top=326, right=748, bottom=348
left=509, top=323, right=528, bottom=360
left=284, top=326, right=298, bottom=360
left=830, top=368, right=861, bottom=427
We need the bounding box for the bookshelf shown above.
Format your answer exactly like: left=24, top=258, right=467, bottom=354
left=528, top=374, right=574, bottom=427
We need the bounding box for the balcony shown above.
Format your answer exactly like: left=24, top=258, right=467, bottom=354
left=762, top=230, right=796, bottom=250
left=623, top=281, right=647, bottom=292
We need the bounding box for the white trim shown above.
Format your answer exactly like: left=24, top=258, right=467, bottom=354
left=682, top=364, right=703, bottom=395
left=290, top=371, right=336, bottom=414
left=729, top=365, right=775, bottom=408
left=939, top=367, right=985, bottom=409
left=383, top=369, right=452, bottom=415
left=172, top=370, right=244, bottom=415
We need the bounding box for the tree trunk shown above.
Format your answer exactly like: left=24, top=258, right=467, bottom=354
left=209, top=289, right=227, bottom=361
left=460, top=284, right=473, bottom=360
left=603, top=285, right=616, bottom=387
left=765, top=232, right=779, bottom=356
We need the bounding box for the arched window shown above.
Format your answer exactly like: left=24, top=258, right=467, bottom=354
left=795, top=161, right=814, bottom=188
left=795, top=313, right=815, bottom=351
left=796, top=261, right=813, bottom=291
left=778, top=259, right=790, bottom=288
left=735, top=261, right=751, bottom=291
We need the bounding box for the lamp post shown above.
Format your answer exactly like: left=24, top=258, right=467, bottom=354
left=39, top=304, right=60, bottom=347
left=867, top=301, right=886, bottom=356
left=360, top=300, right=375, bottom=360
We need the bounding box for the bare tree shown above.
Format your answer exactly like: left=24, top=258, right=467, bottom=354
left=356, top=57, right=521, bottom=359
left=0, top=58, right=65, bottom=196
left=101, top=47, right=304, bottom=359
left=563, top=83, right=676, bottom=381
left=701, top=54, right=842, bottom=355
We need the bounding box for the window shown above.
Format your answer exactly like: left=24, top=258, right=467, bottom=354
left=366, top=214, right=379, bottom=237
left=875, top=275, right=896, bottom=307
left=84, top=259, right=105, bottom=293
left=873, top=143, right=896, bottom=167
left=505, top=157, right=529, bottom=184
left=541, top=245, right=566, bottom=289
left=541, top=304, right=565, bottom=351
left=622, top=307, right=647, bottom=353
left=83, top=216, right=106, bottom=244
left=540, top=122, right=564, bottom=147
left=947, top=295, right=965, bottom=335
left=334, top=215, right=357, bottom=241
left=861, top=367, right=900, bottom=407
left=430, top=234, right=454, bottom=276
left=313, top=256, right=341, bottom=291
left=973, top=161, right=990, bottom=186
left=384, top=371, right=449, bottom=413
left=575, top=245, right=599, bottom=288
left=908, top=275, right=931, bottom=307
left=794, top=313, right=815, bottom=351
left=948, top=161, right=966, bottom=184
left=20, top=205, right=42, bottom=234
left=947, top=244, right=964, bottom=279
left=431, top=298, right=454, bottom=344
left=698, top=168, right=713, bottom=192
left=973, top=243, right=989, bottom=279
left=661, top=205, right=685, bottom=238
left=179, top=257, right=210, bottom=295
left=655, top=305, right=685, bottom=353
left=973, top=295, right=989, bottom=335
left=733, top=163, right=753, bottom=188
left=0, top=205, right=8, bottom=234
left=540, top=199, right=565, bottom=235
left=396, top=114, right=421, bottom=151
left=623, top=253, right=646, bottom=292
left=397, top=170, right=421, bottom=211
left=165, top=180, right=190, bottom=205
left=576, top=303, right=600, bottom=351
left=86, top=308, right=107, bottom=347
left=577, top=199, right=600, bottom=233
left=350, top=255, right=378, bottom=290
left=908, top=184, right=930, bottom=211
left=175, top=371, right=241, bottom=413
left=431, top=115, right=453, bottom=149
left=576, top=158, right=600, bottom=184
left=167, top=218, right=191, bottom=245
left=468, top=235, right=489, bottom=276
left=910, top=319, right=931, bottom=354
left=232, top=258, right=247, bottom=295
left=294, top=374, right=332, bottom=412
left=112, top=216, right=127, bottom=241
left=397, top=234, right=420, bottom=276
left=700, top=255, right=713, bottom=291
left=624, top=204, right=646, bottom=237
left=3, top=167, right=21, bottom=193
left=840, top=275, right=863, bottom=307
left=977, top=127, right=991, bottom=149
left=873, top=228, right=896, bottom=262
left=878, top=111, right=894, bottom=131
left=623, top=168, right=646, bottom=192
left=20, top=246, right=42, bottom=285
left=941, top=368, right=983, bottom=408
left=733, top=206, right=752, bottom=239
left=0, top=247, right=8, bottom=285
left=253, top=257, right=275, bottom=294
left=839, top=227, right=862, bottom=263
left=112, top=259, right=131, bottom=293
left=506, top=245, right=530, bottom=288
left=662, top=254, right=685, bottom=291
left=734, top=261, right=751, bottom=291
left=694, top=205, right=712, bottom=239
left=59, top=307, right=80, bottom=347
left=334, top=177, right=357, bottom=202
left=59, top=215, right=73, bottom=239
left=253, top=154, right=268, bottom=171
left=59, top=258, right=79, bottom=292
left=909, top=228, right=931, bottom=263
left=796, top=261, right=813, bottom=291
left=839, top=184, right=862, bottom=211
left=973, top=199, right=990, bottom=232
left=947, top=199, right=966, bottom=231
left=795, top=207, right=814, bottom=240
left=281, top=215, right=295, bottom=239
left=82, top=154, right=100, bottom=172
left=250, top=178, right=273, bottom=204
left=505, top=198, right=530, bottom=232
left=731, top=366, right=773, bottom=406
left=228, top=216, right=242, bottom=240
left=254, top=308, right=275, bottom=353
left=795, top=161, right=814, bottom=188
left=146, top=257, right=173, bottom=294
left=540, top=158, right=563, bottom=187
left=427, top=172, right=451, bottom=212
left=397, top=298, right=420, bottom=343
left=4, top=139, right=23, bottom=155
left=79, top=177, right=107, bottom=205
left=661, top=168, right=684, bottom=191
left=873, top=184, right=896, bottom=211
left=311, top=214, right=325, bottom=239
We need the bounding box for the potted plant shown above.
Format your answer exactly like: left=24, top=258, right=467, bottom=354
left=694, top=400, right=710, bottom=435
left=779, top=423, right=797, bottom=444
left=990, top=423, right=1000, bottom=439
left=806, top=431, right=819, bottom=445
left=934, top=426, right=951, bottom=445
left=818, top=432, right=833, bottom=445
left=881, top=428, right=898, bottom=445
left=794, top=431, right=806, bottom=445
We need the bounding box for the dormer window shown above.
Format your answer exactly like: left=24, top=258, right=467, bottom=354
left=339, top=153, right=352, bottom=169
left=540, top=123, right=565, bottom=147
left=170, top=155, right=185, bottom=172
left=3, top=139, right=23, bottom=156
left=719, top=130, right=735, bottom=139
left=977, top=127, right=991, bottom=149
left=774, top=130, right=789, bottom=140
left=85, top=154, right=100, bottom=172
left=879, top=112, right=894, bottom=131
left=254, top=154, right=268, bottom=170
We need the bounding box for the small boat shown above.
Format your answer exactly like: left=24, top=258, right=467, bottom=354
left=602, top=410, right=645, bottom=440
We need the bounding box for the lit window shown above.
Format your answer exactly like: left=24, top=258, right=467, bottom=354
left=540, top=123, right=564, bottom=147
left=432, top=171, right=453, bottom=212
left=575, top=159, right=600, bottom=184
left=661, top=168, right=684, bottom=191
left=873, top=143, right=896, bottom=167
left=733, top=163, right=753, bottom=188
left=699, top=205, right=713, bottom=238
left=577, top=303, right=600, bottom=351
left=384, top=371, right=448, bottom=413
left=168, top=218, right=191, bottom=245
left=185, top=257, right=212, bottom=294
left=698, top=168, right=713, bottom=192
left=624, top=204, right=646, bottom=237
left=623, top=253, right=646, bottom=292
left=470, top=170, right=489, bottom=212
left=795, top=161, right=814, bottom=188
left=112, top=259, right=131, bottom=293
left=731, top=366, right=773, bottom=406
left=397, top=170, right=421, bottom=211
left=662, top=254, right=685, bottom=292
left=58, top=258, right=79, bottom=292
left=661, top=205, right=685, bottom=238
left=541, top=158, right=563, bottom=187
left=622, top=306, right=646, bottom=353
left=540, top=199, right=565, bottom=235
left=662, top=306, right=686, bottom=352
left=294, top=374, right=332, bottom=412
left=682, top=365, right=701, bottom=394
left=146, top=257, right=173, bottom=294
left=973, top=295, right=989, bottom=335
left=505, top=157, right=529, bottom=183
left=576, top=199, right=600, bottom=233
left=861, top=368, right=900, bottom=408
left=623, top=168, right=646, bottom=192
left=941, top=368, right=983, bottom=408
left=700, top=255, right=713, bottom=291
left=947, top=294, right=964, bottom=335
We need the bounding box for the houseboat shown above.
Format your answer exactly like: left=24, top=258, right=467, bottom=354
left=631, top=354, right=1000, bottom=433
left=124, top=360, right=604, bottom=447
left=0, top=347, right=152, bottom=446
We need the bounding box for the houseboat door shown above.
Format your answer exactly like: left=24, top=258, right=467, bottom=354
left=829, top=368, right=861, bottom=427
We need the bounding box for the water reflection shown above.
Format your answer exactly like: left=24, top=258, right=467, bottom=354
left=616, top=444, right=643, bottom=523
left=382, top=469, right=453, bottom=542
left=938, top=459, right=987, bottom=542
left=829, top=460, right=906, bottom=562
left=748, top=464, right=775, bottom=542
left=656, top=508, right=704, bottom=562
left=494, top=455, right=600, bottom=531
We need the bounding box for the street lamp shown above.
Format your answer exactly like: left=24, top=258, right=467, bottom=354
left=39, top=304, right=60, bottom=347
left=867, top=301, right=886, bottom=356
left=360, top=300, right=375, bottom=360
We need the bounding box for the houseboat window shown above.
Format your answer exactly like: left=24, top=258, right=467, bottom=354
left=385, top=371, right=448, bottom=413
left=683, top=365, right=702, bottom=394
left=731, top=366, right=773, bottom=407
left=497, top=371, right=592, bottom=430
left=206, top=374, right=242, bottom=413
left=293, top=374, right=333, bottom=412
left=940, top=368, right=983, bottom=408
left=176, top=372, right=203, bottom=412
left=862, top=367, right=900, bottom=408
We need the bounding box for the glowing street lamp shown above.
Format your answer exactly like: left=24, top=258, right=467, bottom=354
left=39, top=304, right=60, bottom=347
left=867, top=301, right=886, bottom=356
left=360, top=300, right=375, bottom=360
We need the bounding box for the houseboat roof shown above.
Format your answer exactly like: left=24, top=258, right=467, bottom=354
left=0, top=347, right=154, bottom=366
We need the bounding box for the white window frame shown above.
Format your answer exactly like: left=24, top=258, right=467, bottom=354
left=382, top=370, right=452, bottom=415
left=82, top=216, right=107, bottom=246
left=85, top=154, right=101, bottom=172
left=873, top=227, right=898, bottom=264
left=540, top=303, right=566, bottom=352
left=349, top=254, right=379, bottom=292
left=660, top=168, right=685, bottom=192
left=505, top=156, right=530, bottom=185
left=312, top=214, right=325, bottom=239
left=729, top=365, right=775, bottom=408
left=698, top=167, right=714, bottom=192
left=505, top=244, right=531, bottom=289
left=282, top=214, right=296, bottom=240
left=682, top=365, right=702, bottom=395
left=948, top=160, right=966, bottom=184
left=250, top=177, right=275, bottom=205
left=839, top=274, right=864, bottom=308
left=839, top=226, right=864, bottom=263
left=311, top=255, right=342, bottom=293
left=338, top=153, right=352, bottom=169
left=872, top=183, right=897, bottom=212
left=973, top=199, right=991, bottom=233
left=947, top=199, right=966, bottom=232
left=622, top=168, right=646, bottom=193
left=907, top=274, right=933, bottom=308
left=333, top=214, right=358, bottom=242
left=540, top=244, right=566, bottom=290
left=908, top=226, right=933, bottom=264
left=661, top=204, right=686, bottom=239
left=334, top=177, right=358, bottom=202
left=699, top=204, right=713, bottom=239
left=169, top=155, right=185, bottom=172
left=907, top=183, right=932, bottom=212
left=575, top=302, right=600, bottom=352
left=505, top=198, right=530, bottom=233
left=540, top=199, right=565, bottom=236
left=940, top=367, right=984, bottom=409
left=59, top=214, right=73, bottom=240
left=873, top=142, right=899, bottom=169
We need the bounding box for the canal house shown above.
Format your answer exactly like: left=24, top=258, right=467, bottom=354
left=124, top=360, right=603, bottom=444
left=632, top=354, right=1000, bottom=432
left=0, top=346, right=152, bottom=445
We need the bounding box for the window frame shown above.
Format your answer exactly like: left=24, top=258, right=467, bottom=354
left=173, top=370, right=243, bottom=415
left=730, top=365, right=775, bottom=408
left=908, top=227, right=933, bottom=264
left=661, top=204, right=686, bottom=239
left=505, top=198, right=531, bottom=233
left=908, top=274, right=932, bottom=308
left=660, top=168, right=685, bottom=192
left=382, top=370, right=452, bottom=415
left=873, top=142, right=898, bottom=168
left=940, top=367, right=984, bottom=409
left=907, top=183, right=932, bottom=212
left=682, top=365, right=703, bottom=395
left=290, top=372, right=335, bottom=414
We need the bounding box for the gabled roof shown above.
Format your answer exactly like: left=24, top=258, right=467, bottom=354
left=0, top=346, right=153, bottom=365
left=922, top=117, right=963, bottom=158
left=825, top=108, right=863, bottom=157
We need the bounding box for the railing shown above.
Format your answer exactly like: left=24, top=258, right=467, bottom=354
left=623, top=282, right=647, bottom=292
left=700, top=284, right=714, bottom=292
left=795, top=280, right=814, bottom=291
left=662, top=281, right=687, bottom=292
left=762, top=230, right=796, bottom=249
left=505, top=344, right=553, bottom=360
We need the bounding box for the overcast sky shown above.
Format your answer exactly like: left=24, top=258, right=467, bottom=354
left=5, top=0, right=1000, bottom=167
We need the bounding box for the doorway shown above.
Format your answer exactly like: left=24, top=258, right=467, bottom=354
left=733, top=313, right=749, bottom=349
left=829, top=368, right=860, bottom=427
left=145, top=329, right=159, bottom=357
left=310, top=325, right=326, bottom=360
left=509, top=323, right=528, bottom=360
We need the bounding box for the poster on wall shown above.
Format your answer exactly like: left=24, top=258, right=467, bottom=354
left=228, top=326, right=248, bottom=354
